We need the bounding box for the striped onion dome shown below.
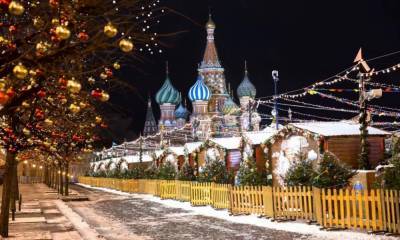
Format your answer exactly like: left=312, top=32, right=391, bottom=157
left=237, top=68, right=256, bottom=98
left=222, top=96, right=240, bottom=115
left=155, top=76, right=180, bottom=105
left=175, top=102, right=189, bottom=119
left=188, top=74, right=211, bottom=102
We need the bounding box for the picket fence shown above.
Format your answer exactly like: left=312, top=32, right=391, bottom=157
left=78, top=177, right=400, bottom=234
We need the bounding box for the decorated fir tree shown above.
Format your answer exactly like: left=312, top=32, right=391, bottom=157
left=313, top=152, right=356, bottom=188
left=177, top=161, right=196, bottom=181
left=284, top=152, right=315, bottom=186
left=237, top=143, right=271, bottom=186
left=198, top=159, right=232, bottom=184
left=144, top=162, right=159, bottom=179
left=157, top=161, right=177, bottom=180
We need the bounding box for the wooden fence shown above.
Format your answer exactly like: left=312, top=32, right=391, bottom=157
left=77, top=177, right=400, bottom=235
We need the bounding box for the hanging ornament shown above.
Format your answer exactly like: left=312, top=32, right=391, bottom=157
left=35, top=108, right=44, bottom=119
left=13, top=64, right=28, bottom=79
left=49, top=0, right=59, bottom=7
left=44, top=118, right=53, bottom=126
left=113, top=62, right=121, bottom=70
left=0, top=91, right=9, bottom=105
left=100, top=92, right=110, bottom=102
left=55, top=25, right=71, bottom=40
left=22, top=101, right=30, bottom=108
left=119, top=39, right=134, bottom=52
left=69, top=103, right=80, bottom=113
left=67, top=79, right=81, bottom=93
left=0, top=0, right=11, bottom=6
left=91, top=89, right=102, bottom=99
left=79, top=102, right=87, bottom=109
left=87, top=77, right=95, bottom=85
left=37, top=90, right=46, bottom=98
left=33, top=17, right=44, bottom=29
left=103, top=23, right=118, bottom=38
left=8, top=1, right=24, bottom=15
left=6, top=88, right=14, bottom=98
left=51, top=18, right=60, bottom=26
left=78, top=32, right=89, bottom=42
left=36, top=41, right=50, bottom=55
left=100, top=72, right=108, bottom=80
left=95, top=116, right=102, bottom=124
left=22, top=127, right=30, bottom=136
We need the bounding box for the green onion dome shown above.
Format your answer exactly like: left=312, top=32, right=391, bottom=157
left=155, top=76, right=180, bottom=105
left=237, top=68, right=256, bottom=98
left=222, top=97, right=240, bottom=115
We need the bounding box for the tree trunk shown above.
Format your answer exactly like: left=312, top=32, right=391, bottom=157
left=64, top=162, right=69, bottom=196
left=10, top=163, right=18, bottom=221
left=59, top=164, right=64, bottom=195
left=0, top=152, right=16, bottom=237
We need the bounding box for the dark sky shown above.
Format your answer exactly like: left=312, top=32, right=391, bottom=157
left=103, top=0, right=400, bottom=144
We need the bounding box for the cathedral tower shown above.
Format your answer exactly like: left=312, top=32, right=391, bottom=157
left=198, top=14, right=229, bottom=115
left=143, top=96, right=158, bottom=136
left=155, top=63, right=180, bottom=130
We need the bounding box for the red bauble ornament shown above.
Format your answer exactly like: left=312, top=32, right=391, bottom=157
left=6, top=87, right=15, bottom=98
left=49, top=0, right=59, bottom=7
left=78, top=32, right=89, bottom=42
left=0, top=0, right=11, bottom=6
left=58, top=77, right=67, bottom=86
left=91, top=89, right=102, bottom=99
left=37, top=89, right=46, bottom=98
left=8, top=25, right=16, bottom=33
left=0, top=91, right=9, bottom=105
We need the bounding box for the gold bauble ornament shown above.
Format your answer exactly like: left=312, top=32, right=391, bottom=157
left=113, top=62, right=121, bottom=70
left=88, top=77, right=95, bottom=84
left=95, top=116, right=102, bottom=124
left=51, top=18, right=60, bottom=25
left=0, top=36, right=9, bottom=45
left=103, top=23, right=118, bottom=38
left=33, top=17, right=44, bottom=29
left=119, top=39, right=134, bottom=52
left=43, top=141, right=51, bottom=148
left=22, top=101, right=30, bottom=108
left=100, top=73, right=107, bottom=80
left=61, top=98, right=68, bottom=104
left=9, top=1, right=25, bottom=16
left=44, top=119, right=53, bottom=126
left=69, top=103, right=80, bottom=113
left=100, top=92, right=110, bottom=102
left=67, top=79, right=81, bottom=93
left=36, top=41, right=49, bottom=54
left=23, top=128, right=31, bottom=136
left=13, top=64, right=28, bottom=79
left=79, top=102, right=87, bottom=109
left=55, top=25, right=71, bottom=40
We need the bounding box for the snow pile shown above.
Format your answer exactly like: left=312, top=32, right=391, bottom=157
left=209, top=137, right=241, bottom=150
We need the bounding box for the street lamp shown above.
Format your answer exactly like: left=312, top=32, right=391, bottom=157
left=272, top=70, right=279, bottom=130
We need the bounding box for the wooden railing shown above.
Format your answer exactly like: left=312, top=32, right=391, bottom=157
left=78, top=177, right=400, bottom=234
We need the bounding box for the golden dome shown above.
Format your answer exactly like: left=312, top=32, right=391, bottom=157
left=206, top=15, right=215, bottom=29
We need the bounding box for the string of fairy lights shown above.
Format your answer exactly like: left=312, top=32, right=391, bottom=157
left=97, top=50, right=400, bottom=158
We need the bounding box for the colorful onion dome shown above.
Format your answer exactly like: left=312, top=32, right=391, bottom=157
left=155, top=64, right=180, bottom=105
left=237, top=62, right=256, bottom=98
left=222, top=97, right=240, bottom=115
left=175, top=102, right=189, bottom=119
left=188, top=74, right=211, bottom=102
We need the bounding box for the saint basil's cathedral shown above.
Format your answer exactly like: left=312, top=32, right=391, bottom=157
left=143, top=15, right=261, bottom=141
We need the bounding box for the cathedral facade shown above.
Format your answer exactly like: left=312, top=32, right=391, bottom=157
left=144, top=15, right=261, bottom=140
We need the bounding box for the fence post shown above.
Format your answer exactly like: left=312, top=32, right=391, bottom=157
left=262, top=186, right=274, bottom=218
left=228, top=185, right=233, bottom=215
left=312, top=187, right=323, bottom=225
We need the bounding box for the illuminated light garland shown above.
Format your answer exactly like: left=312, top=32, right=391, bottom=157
left=362, top=63, right=400, bottom=77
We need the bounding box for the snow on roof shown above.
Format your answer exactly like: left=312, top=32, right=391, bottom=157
left=291, top=121, right=391, bottom=137
left=168, top=146, right=185, bottom=156
left=154, top=150, right=164, bottom=158
left=123, top=154, right=152, bottom=163
left=184, top=142, right=203, bottom=153
left=244, top=128, right=278, bottom=145
left=209, top=137, right=242, bottom=150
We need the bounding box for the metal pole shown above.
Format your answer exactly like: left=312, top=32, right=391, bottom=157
left=272, top=70, right=279, bottom=130
left=248, top=99, right=253, bottom=131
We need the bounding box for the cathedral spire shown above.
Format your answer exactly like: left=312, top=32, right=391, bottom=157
left=143, top=95, right=158, bottom=136
left=201, top=13, right=221, bottom=68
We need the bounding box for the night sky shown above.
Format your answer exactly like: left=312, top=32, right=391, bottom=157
left=103, top=0, right=400, bottom=144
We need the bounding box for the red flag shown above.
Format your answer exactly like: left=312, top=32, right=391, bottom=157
left=354, top=48, right=363, bottom=63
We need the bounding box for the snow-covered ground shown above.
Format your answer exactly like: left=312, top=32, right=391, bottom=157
left=76, top=183, right=399, bottom=240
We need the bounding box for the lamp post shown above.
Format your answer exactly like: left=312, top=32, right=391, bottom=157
left=272, top=70, right=279, bottom=130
